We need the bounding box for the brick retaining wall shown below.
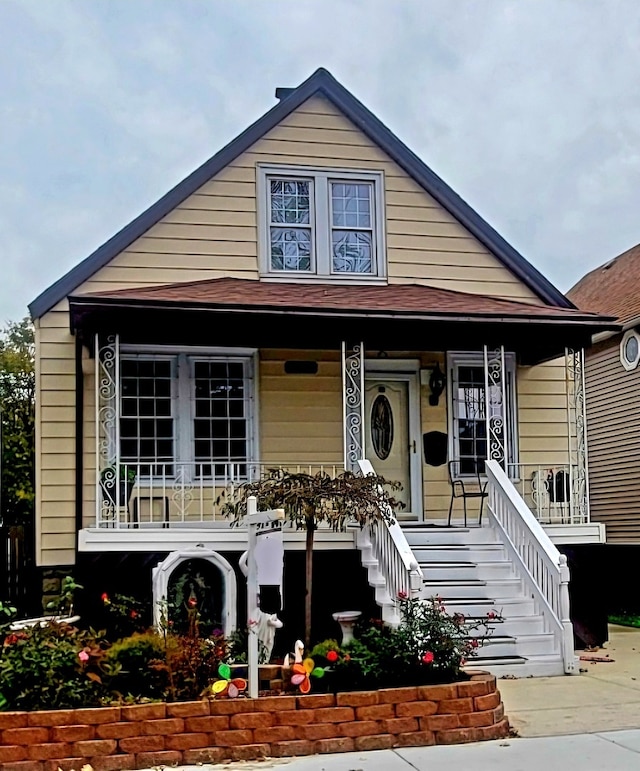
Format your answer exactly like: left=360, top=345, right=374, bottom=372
left=0, top=673, right=508, bottom=769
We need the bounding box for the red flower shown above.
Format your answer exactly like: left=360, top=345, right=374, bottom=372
left=343, top=653, right=351, bottom=661
left=101, top=592, right=109, bottom=603
left=129, top=610, right=138, bottom=619
left=397, top=590, right=408, bottom=600
left=326, top=650, right=339, bottom=663
left=487, top=611, right=497, bottom=620
left=471, top=638, right=479, bottom=648
left=187, top=597, right=197, bottom=608
left=422, top=651, right=435, bottom=664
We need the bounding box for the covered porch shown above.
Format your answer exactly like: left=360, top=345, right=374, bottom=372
left=69, top=277, right=615, bottom=549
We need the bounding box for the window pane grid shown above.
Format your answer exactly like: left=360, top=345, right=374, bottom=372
left=330, top=181, right=374, bottom=274
left=193, top=361, right=248, bottom=478
left=120, top=358, right=174, bottom=476
left=454, top=365, right=487, bottom=475
left=269, top=178, right=313, bottom=272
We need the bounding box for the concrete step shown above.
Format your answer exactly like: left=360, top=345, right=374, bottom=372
left=465, top=614, right=547, bottom=637
left=420, top=560, right=514, bottom=581
left=435, top=596, right=537, bottom=617
left=412, top=544, right=507, bottom=563
left=422, top=577, right=523, bottom=599
left=479, top=633, right=557, bottom=658
left=465, top=653, right=566, bottom=678
left=403, top=526, right=499, bottom=548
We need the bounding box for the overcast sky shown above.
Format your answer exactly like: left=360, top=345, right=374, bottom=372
left=1, top=0, right=639, bottom=322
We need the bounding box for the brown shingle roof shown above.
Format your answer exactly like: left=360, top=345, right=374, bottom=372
left=77, top=277, right=610, bottom=323
left=568, top=242, right=640, bottom=324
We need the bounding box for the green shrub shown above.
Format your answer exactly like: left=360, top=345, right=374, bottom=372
left=324, top=596, right=497, bottom=691
left=0, top=622, right=106, bottom=711
left=104, top=631, right=168, bottom=700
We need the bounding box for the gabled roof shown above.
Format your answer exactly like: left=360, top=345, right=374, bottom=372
left=30, top=68, right=573, bottom=319
left=70, top=277, right=607, bottom=325
left=568, top=241, right=640, bottom=325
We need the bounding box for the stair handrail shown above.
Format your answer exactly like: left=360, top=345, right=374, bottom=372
left=485, top=459, right=578, bottom=674
left=355, top=459, right=424, bottom=622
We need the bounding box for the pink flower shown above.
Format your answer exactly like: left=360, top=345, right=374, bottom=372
left=422, top=651, right=434, bottom=664
left=78, top=650, right=89, bottom=663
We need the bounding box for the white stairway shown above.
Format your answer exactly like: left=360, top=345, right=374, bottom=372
left=402, top=523, right=567, bottom=677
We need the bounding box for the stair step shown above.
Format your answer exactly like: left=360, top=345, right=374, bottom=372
left=464, top=654, right=528, bottom=667
left=437, top=596, right=536, bottom=616
left=423, top=577, right=523, bottom=599
left=412, top=545, right=507, bottom=563
left=464, top=614, right=547, bottom=636
left=420, top=561, right=514, bottom=581
left=404, top=527, right=499, bottom=547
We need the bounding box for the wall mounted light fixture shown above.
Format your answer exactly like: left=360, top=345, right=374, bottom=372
left=428, top=363, right=446, bottom=406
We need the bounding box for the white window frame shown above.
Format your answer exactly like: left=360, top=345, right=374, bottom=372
left=620, top=329, right=640, bottom=371
left=119, top=346, right=257, bottom=477
left=258, top=164, right=386, bottom=281
left=446, top=351, right=519, bottom=478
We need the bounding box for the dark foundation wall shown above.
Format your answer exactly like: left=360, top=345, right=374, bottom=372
left=70, top=549, right=379, bottom=653
left=558, top=544, right=608, bottom=647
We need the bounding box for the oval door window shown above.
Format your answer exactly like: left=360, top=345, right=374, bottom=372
left=371, top=394, right=394, bottom=460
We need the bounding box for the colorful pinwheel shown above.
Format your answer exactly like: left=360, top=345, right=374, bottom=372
left=211, top=663, right=247, bottom=698
left=291, top=657, right=325, bottom=694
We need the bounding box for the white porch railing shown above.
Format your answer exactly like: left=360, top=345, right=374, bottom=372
left=507, top=463, right=588, bottom=525
left=355, top=459, right=425, bottom=624
left=96, top=461, right=344, bottom=528
left=486, top=460, right=578, bottom=674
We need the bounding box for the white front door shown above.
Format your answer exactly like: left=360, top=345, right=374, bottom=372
left=364, top=375, right=421, bottom=519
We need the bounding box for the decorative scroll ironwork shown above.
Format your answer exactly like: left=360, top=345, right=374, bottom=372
left=172, top=463, right=195, bottom=520
left=565, top=347, right=589, bottom=523
left=483, top=345, right=508, bottom=471
left=342, top=342, right=365, bottom=472
left=95, top=333, right=120, bottom=525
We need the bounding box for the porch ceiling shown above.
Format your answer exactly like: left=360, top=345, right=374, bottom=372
left=70, top=277, right=618, bottom=364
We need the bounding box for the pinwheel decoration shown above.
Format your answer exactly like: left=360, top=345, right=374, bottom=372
left=291, top=657, right=325, bottom=694
left=211, top=663, right=247, bottom=698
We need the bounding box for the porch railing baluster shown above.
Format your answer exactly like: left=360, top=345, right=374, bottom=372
left=485, top=459, right=578, bottom=674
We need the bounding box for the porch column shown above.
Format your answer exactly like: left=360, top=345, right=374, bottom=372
left=565, top=347, right=589, bottom=523
left=341, top=341, right=365, bottom=473
left=95, top=333, right=120, bottom=525
left=483, top=345, right=508, bottom=473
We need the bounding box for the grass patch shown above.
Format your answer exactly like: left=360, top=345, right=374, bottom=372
left=609, top=612, right=640, bottom=628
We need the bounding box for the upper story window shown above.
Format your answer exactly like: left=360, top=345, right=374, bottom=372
left=259, top=165, right=386, bottom=280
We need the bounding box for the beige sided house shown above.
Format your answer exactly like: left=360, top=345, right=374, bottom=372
left=30, top=69, right=615, bottom=676
left=569, top=244, right=640, bottom=616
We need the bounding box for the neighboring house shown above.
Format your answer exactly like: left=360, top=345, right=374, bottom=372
left=30, top=68, right=615, bottom=675
left=569, top=243, right=640, bottom=612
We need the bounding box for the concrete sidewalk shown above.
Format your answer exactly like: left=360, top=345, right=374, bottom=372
left=176, top=731, right=640, bottom=770
left=500, top=624, right=640, bottom=737
left=182, top=625, right=640, bottom=770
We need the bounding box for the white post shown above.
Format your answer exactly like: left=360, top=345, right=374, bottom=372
left=246, top=496, right=259, bottom=699
left=559, top=554, right=578, bottom=674
left=244, top=499, right=285, bottom=699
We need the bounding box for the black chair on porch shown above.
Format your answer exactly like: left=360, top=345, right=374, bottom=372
left=447, top=459, right=489, bottom=526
